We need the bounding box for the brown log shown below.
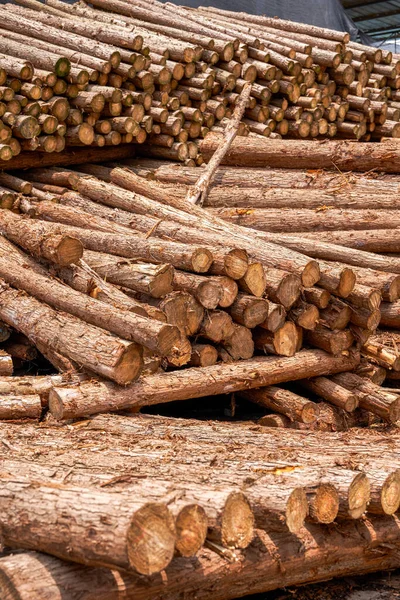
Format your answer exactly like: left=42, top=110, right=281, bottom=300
left=220, top=323, right=254, bottom=360
left=229, top=293, right=269, bottom=328
left=305, top=325, right=354, bottom=355
left=259, top=301, right=287, bottom=333
left=264, top=268, right=301, bottom=309
left=0, top=282, right=141, bottom=384
left=49, top=349, right=359, bottom=419
left=319, top=297, right=352, bottom=330
left=3, top=513, right=400, bottom=600
left=253, top=322, right=301, bottom=357
left=238, top=263, right=266, bottom=297
left=363, top=333, right=400, bottom=371
left=0, top=472, right=176, bottom=576
left=300, top=376, right=359, bottom=412
left=331, top=372, right=400, bottom=423
left=240, top=386, right=318, bottom=424
left=81, top=250, right=174, bottom=298
left=200, top=133, right=400, bottom=173
left=303, top=287, right=331, bottom=309
left=0, top=239, right=179, bottom=357
left=173, top=270, right=222, bottom=309
left=189, top=343, right=218, bottom=367
left=289, top=300, right=319, bottom=330
left=0, top=394, right=42, bottom=419
left=0, top=350, right=13, bottom=376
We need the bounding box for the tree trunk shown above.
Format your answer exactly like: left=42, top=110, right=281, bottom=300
left=0, top=474, right=176, bottom=576
left=49, top=349, right=359, bottom=419
left=305, top=325, right=354, bottom=355
left=253, top=322, right=300, bottom=357
left=200, top=133, right=400, bottom=173
left=208, top=207, right=400, bottom=233
left=295, top=229, right=400, bottom=254
left=240, top=386, right=318, bottom=424
left=0, top=240, right=179, bottom=357
left=82, top=250, right=174, bottom=298
left=0, top=282, right=141, bottom=385
left=0, top=394, right=42, bottom=419
left=0, top=209, right=83, bottom=266
left=228, top=293, right=269, bottom=328
left=2, top=516, right=400, bottom=600
left=300, top=376, right=359, bottom=412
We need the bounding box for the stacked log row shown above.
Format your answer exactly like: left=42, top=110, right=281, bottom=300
left=1, top=0, right=400, bottom=166
left=0, top=415, right=400, bottom=598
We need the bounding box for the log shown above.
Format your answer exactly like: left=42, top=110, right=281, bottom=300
left=305, top=325, right=354, bottom=355
left=0, top=239, right=179, bottom=357
left=228, top=293, right=269, bottom=328
left=0, top=283, right=142, bottom=385
left=300, top=376, right=359, bottom=412
left=2, top=517, right=400, bottom=600
left=240, top=386, right=318, bottom=424
left=81, top=250, right=174, bottom=298
left=380, top=302, right=400, bottom=328
left=253, top=322, right=300, bottom=357
left=48, top=349, right=360, bottom=419
left=331, top=372, right=400, bottom=423
left=200, top=133, right=400, bottom=172
left=173, top=270, right=222, bottom=309
left=0, top=473, right=176, bottom=576
left=259, top=301, right=287, bottom=333
left=0, top=209, right=83, bottom=266
left=0, top=394, right=42, bottom=419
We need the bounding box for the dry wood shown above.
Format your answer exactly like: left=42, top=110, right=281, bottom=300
left=240, top=386, right=318, bottom=424
left=49, top=349, right=359, bottom=419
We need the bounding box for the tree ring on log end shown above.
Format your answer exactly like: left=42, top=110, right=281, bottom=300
left=191, top=249, right=213, bottom=273
left=300, top=261, right=320, bottom=288
left=221, top=491, right=254, bottom=549
left=348, top=473, right=371, bottom=519
left=381, top=471, right=400, bottom=515
left=338, top=268, right=356, bottom=298
left=286, top=488, right=308, bottom=533
left=127, top=503, right=176, bottom=575
left=175, top=504, right=208, bottom=557
left=310, top=483, right=339, bottom=524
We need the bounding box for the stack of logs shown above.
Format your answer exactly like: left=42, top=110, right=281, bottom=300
left=0, top=146, right=398, bottom=433
left=2, top=0, right=400, bottom=166
left=1, top=415, right=400, bottom=598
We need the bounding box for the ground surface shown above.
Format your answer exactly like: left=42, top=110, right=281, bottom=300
left=243, top=571, right=400, bottom=599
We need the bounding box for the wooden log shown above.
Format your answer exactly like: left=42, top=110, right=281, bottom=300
left=253, top=322, right=300, bottom=357
left=264, top=268, right=301, bottom=310
left=0, top=394, right=42, bottom=419
left=49, top=349, right=359, bottom=419
left=331, top=372, right=400, bottom=423
left=363, top=334, right=400, bottom=371
left=200, top=133, right=400, bottom=173
left=289, top=300, right=319, bottom=330
left=300, top=376, right=359, bottom=412
left=240, top=386, right=318, bottom=424
left=259, top=301, right=287, bottom=333
left=0, top=350, right=13, bottom=376
left=0, top=240, right=179, bottom=357
left=318, top=297, right=352, bottom=330
left=173, top=270, right=222, bottom=309
left=0, top=282, right=141, bottom=384
left=229, top=293, right=269, bottom=328
left=0, top=473, right=176, bottom=576
left=81, top=250, right=174, bottom=298
left=3, top=514, right=400, bottom=600
left=189, top=343, right=218, bottom=367
left=305, top=325, right=354, bottom=356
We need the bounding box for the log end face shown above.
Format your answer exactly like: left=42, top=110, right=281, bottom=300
left=389, top=398, right=400, bottom=425
left=310, top=483, right=339, bottom=524
left=221, top=491, right=254, bottom=549
left=127, top=503, right=176, bottom=576
left=381, top=471, right=400, bottom=515
left=175, top=504, right=208, bottom=557
left=286, top=488, right=308, bottom=533
left=348, top=473, right=371, bottom=519
left=224, top=249, right=249, bottom=280
left=192, top=249, right=213, bottom=273
left=338, top=269, right=356, bottom=298
left=302, top=402, right=319, bottom=424
left=301, top=261, right=320, bottom=289
left=55, top=236, right=84, bottom=266
left=114, top=342, right=143, bottom=385
left=157, top=324, right=182, bottom=358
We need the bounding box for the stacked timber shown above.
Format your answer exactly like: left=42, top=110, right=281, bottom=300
left=1, top=415, right=400, bottom=598
left=0, top=155, right=398, bottom=434
left=1, top=0, right=400, bottom=167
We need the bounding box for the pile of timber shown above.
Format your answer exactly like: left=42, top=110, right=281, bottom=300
left=1, top=0, right=400, bottom=167
left=0, top=149, right=398, bottom=434
left=1, top=414, right=400, bottom=599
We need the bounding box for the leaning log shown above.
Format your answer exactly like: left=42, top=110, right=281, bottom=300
left=49, top=349, right=360, bottom=418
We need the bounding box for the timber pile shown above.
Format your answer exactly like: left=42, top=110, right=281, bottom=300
left=1, top=0, right=400, bottom=168
left=1, top=415, right=400, bottom=599
left=0, top=157, right=398, bottom=433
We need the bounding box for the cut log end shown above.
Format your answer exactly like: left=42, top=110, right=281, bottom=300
left=224, top=249, right=249, bottom=280
left=301, top=261, right=320, bottom=288
left=54, top=236, right=84, bottom=266
left=286, top=488, right=308, bottom=533
left=221, top=491, right=254, bottom=549
left=348, top=473, right=371, bottom=519
left=380, top=471, right=400, bottom=515
left=192, top=248, right=213, bottom=273
left=309, top=483, right=339, bottom=524
left=338, top=268, right=357, bottom=298
left=127, top=503, right=176, bottom=576
left=302, top=401, right=319, bottom=424
left=175, top=504, right=208, bottom=557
